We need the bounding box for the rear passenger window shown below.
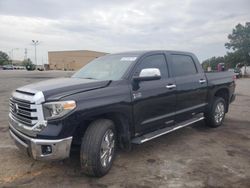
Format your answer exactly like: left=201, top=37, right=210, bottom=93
left=134, top=54, right=168, bottom=79
left=171, top=55, right=197, bottom=77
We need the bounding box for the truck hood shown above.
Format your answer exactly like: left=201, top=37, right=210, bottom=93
left=17, top=77, right=111, bottom=101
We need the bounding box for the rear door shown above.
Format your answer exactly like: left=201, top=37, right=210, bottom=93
left=169, top=54, right=208, bottom=123
left=131, top=53, right=176, bottom=135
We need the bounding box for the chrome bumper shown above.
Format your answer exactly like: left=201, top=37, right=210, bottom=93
left=9, top=125, right=72, bottom=161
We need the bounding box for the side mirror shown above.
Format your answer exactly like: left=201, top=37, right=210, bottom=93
left=133, top=68, right=161, bottom=81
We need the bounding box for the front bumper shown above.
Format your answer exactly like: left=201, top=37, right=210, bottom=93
left=9, top=124, right=72, bottom=161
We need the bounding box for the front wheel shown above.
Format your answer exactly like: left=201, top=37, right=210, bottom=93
left=205, top=97, right=226, bottom=128
left=80, top=119, right=116, bottom=177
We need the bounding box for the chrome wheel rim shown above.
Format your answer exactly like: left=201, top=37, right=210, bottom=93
left=214, top=102, right=225, bottom=124
left=100, top=129, right=115, bottom=168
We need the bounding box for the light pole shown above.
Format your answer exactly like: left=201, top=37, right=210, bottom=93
left=32, top=40, right=39, bottom=67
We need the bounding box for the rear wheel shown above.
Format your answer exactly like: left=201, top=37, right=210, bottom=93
left=80, top=119, right=116, bottom=177
left=205, top=97, right=226, bottom=128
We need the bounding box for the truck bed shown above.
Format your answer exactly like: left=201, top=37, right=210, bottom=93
left=205, top=71, right=235, bottom=85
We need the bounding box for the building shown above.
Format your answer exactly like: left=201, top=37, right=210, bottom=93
left=48, top=50, right=108, bottom=71
left=11, top=60, right=23, bottom=65
left=11, top=60, right=25, bottom=70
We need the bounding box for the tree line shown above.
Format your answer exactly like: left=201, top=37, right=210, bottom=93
left=202, top=22, right=250, bottom=71
left=0, top=51, right=33, bottom=67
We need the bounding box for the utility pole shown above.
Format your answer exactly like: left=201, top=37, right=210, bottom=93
left=32, top=40, right=39, bottom=67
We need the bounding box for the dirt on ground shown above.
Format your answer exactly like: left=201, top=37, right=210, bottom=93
left=0, top=70, right=249, bottom=188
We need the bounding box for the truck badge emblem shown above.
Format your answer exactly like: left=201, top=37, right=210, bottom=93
left=133, top=92, right=142, bottom=99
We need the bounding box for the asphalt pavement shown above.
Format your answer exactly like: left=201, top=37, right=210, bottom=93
left=0, top=70, right=249, bottom=188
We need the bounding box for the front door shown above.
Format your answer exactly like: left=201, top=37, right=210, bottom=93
left=131, top=53, right=176, bottom=135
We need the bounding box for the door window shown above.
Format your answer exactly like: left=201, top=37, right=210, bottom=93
left=134, top=54, right=168, bottom=79
left=171, top=55, right=197, bottom=77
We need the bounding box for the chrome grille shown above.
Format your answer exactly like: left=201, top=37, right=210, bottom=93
left=9, top=97, right=38, bottom=127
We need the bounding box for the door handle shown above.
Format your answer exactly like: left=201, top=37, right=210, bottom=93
left=199, top=79, right=206, bottom=84
left=166, top=84, right=176, bottom=89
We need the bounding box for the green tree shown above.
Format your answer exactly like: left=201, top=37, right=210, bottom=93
left=22, top=58, right=33, bottom=66
left=224, top=51, right=245, bottom=68
left=202, top=52, right=244, bottom=70
left=225, top=22, right=250, bottom=65
left=202, top=56, right=225, bottom=71
left=0, top=51, right=10, bottom=65
left=22, top=58, right=36, bottom=70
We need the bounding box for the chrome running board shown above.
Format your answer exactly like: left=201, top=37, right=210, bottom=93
left=131, top=116, right=204, bottom=144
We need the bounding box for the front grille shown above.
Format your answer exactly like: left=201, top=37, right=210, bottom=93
left=9, top=97, right=38, bottom=127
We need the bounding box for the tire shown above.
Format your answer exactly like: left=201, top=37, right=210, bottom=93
left=205, top=97, right=226, bottom=128
left=80, top=119, right=116, bottom=177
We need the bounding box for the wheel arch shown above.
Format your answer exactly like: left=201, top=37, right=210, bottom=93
left=213, top=87, right=230, bottom=112
left=73, top=111, right=133, bottom=150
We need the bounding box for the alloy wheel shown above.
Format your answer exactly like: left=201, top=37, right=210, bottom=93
left=100, top=129, right=115, bottom=167
left=214, top=102, right=225, bottom=124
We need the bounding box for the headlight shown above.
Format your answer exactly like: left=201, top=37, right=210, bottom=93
left=43, top=100, right=76, bottom=120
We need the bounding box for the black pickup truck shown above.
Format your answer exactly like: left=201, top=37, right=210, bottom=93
left=9, top=50, right=236, bottom=177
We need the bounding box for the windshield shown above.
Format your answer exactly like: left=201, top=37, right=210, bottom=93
left=72, top=54, right=137, bottom=80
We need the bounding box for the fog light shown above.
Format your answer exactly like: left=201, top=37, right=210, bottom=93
left=41, top=145, right=52, bottom=155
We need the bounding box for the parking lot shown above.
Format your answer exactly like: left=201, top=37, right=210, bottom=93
left=0, top=70, right=249, bottom=188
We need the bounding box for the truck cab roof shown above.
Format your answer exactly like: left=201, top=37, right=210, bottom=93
left=112, top=50, right=196, bottom=57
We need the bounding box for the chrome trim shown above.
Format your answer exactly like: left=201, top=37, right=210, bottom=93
left=166, top=84, right=176, bottom=89
left=139, top=68, right=161, bottom=77
left=9, top=127, right=72, bottom=160
left=9, top=113, right=47, bottom=136
left=199, top=79, right=206, bottom=84
left=134, top=116, right=204, bottom=144
left=9, top=129, right=28, bottom=148
left=9, top=118, right=44, bottom=137
left=12, top=88, right=45, bottom=104
left=9, top=88, right=47, bottom=136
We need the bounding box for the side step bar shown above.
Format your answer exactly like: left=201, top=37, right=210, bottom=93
left=131, top=116, right=205, bottom=144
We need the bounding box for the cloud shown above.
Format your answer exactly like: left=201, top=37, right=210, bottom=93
left=0, top=0, right=249, bottom=64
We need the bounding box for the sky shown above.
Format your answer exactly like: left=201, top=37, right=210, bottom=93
left=0, top=0, right=249, bottom=65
